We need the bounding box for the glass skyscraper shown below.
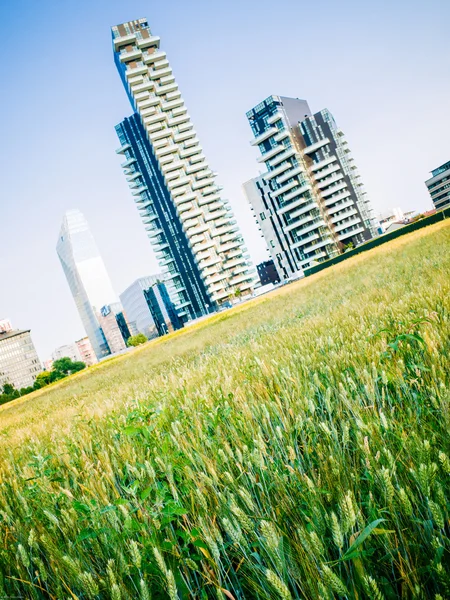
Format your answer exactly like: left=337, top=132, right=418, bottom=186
left=112, top=18, right=255, bottom=321
left=56, top=209, right=117, bottom=360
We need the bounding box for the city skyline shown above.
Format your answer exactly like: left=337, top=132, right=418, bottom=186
left=1, top=0, right=449, bottom=359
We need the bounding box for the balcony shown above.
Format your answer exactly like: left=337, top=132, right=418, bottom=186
left=277, top=189, right=311, bottom=215
left=132, top=80, right=154, bottom=94
left=317, top=172, right=344, bottom=190
left=277, top=165, right=305, bottom=184
left=303, top=237, right=335, bottom=254
left=149, top=66, right=173, bottom=80
left=174, top=191, right=197, bottom=206
left=284, top=213, right=314, bottom=232
left=138, top=95, right=161, bottom=110
left=131, top=185, right=148, bottom=196
left=257, top=144, right=285, bottom=163
left=323, top=189, right=351, bottom=206
left=162, top=97, right=184, bottom=112
left=274, top=130, right=289, bottom=143
left=144, top=111, right=167, bottom=126
left=334, top=216, right=362, bottom=233
left=272, top=179, right=298, bottom=198
left=154, top=143, right=178, bottom=157
left=289, top=201, right=317, bottom=220
left=192, top=176, right=215, bottom=191
left=174, top=130, right=196, bottom=144
left=113, top=33, right=137, bottom=49
left=269, top=147, right=297, bottom=168
left=303, top=137, right=330, bottom=155
left=168, top=114, right=190, bottom=127
left=310, top=156, right=337, bottom=172
left=328, top=201, right=355, bottom=218
left=313, top=163, right=341, bottom=182
left=282, top=183, right=312, bottom=204
left=250, top=127, right=278, bottom=146
left=320, top=181, right=347, bottom=199
left=179, top=145, right=202, bottom=159
left=115, top=143, right=130, bottom=155
left=197, top=192, right=221, bottom=206
left=330, top=208, right=358, bottom=224
left=265, top=161, right=292, bottom=180
left=148, top=126, right=173, bottom=141
left=181, top=208, right=202, bottom=222
left=292, top=233, right=319, bottom=249
left=125, top=64, right=148, bottom=79
left=119, top=48, right=142, bottom=62
left=267, top=112, right=282, bottom=125
left=137, top=35, right=161, bottom=49
left=338, top=226, right=365, bottom=241
left=121, top=157, right=137, bottom=168
left=143, top=50, right=166, bottom=65
left=155, top=82, right=178, bottom=95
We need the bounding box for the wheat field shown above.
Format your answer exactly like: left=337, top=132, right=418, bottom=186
left=1, top=221, right=449, bottom=599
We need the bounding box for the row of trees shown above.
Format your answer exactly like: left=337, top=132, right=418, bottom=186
left=0, top=357, right=86, bottom=406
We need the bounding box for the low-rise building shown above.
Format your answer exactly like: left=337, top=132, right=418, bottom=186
left=75, top=337, right=98, bottom=367
left=144, top=283, right=183, bottom=337
left=425, top=161, right=450, bottom=211
left=257, top=260, right=281, bottom=286
left=0, top=321, right=41, bottom=390
left=119, top=276, right=163, bottom=339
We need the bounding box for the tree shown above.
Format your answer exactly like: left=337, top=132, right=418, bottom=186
left=127, top=333, right=147, bottom=347
left=33, top=371, right=52, bottom=390
left=51, top=357, right=86, bottom=380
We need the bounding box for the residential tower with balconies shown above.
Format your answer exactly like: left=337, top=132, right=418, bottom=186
left=244, top=96, right=377, bottom=278
left=112, top=19, right=255, bottom=320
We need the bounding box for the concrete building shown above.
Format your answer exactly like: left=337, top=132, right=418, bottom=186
left=119, top=275, right=162, bottom=338
left=0, top=321, right=41, bottom=390
left=112, top=18, right=256, bottom=320
left=425, top=161, right=450, bottom=211
left=52, top=343, right=82, bottom=363
left=244, top=96, right=377, bottom=279
left=144, top=282, right=183, bottom=336
left=56, top=209, right=118, bottom=360
left=257, top=260, right=281, bottom=286
left=98, top=303, right=134, bottom=354
left=75, top=337, right=98, bottom=367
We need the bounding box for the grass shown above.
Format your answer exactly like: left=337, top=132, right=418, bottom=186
left=1, top=220, right=450, bottom=599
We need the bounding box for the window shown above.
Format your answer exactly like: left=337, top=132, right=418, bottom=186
left=259, top=212, right=266, bottom=221
left=270, top=240, right=275, bottom=248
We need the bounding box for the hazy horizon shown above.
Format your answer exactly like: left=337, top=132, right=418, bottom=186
left=1, top=0, right=449, bottom=360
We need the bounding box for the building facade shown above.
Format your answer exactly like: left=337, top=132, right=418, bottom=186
left=75, top=337, right=98, bottom=367
left=56, top=209, right=117, bottom=360
left=0, top=323, right=41, bottom=390
left=52, top=343, right=82, bottom=363
left=144, top=282, right=183, bottom=336
left=425, top=161, right=450, bottom=211
left=256, top=260, right=281, bottom=286
left=112, top=18, right=255, bottom=320
left=98, top=303, right=134, bottom=353
left=119, top=275, right=162, bottom=338
left=244, top=96, right=377, bottom=278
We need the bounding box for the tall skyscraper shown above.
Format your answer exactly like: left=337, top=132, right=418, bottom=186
left=112, top=18, right=255, bottom=321
left=0, top=320, right=41, bottom=390
left=244, top=96, right=377, bottom=279
left=56, top=209, right=117, bottom=360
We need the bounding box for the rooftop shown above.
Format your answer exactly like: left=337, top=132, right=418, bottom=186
left=0, top=329, right=30, bottom=342
left=431, top=161, right=450, bottom=177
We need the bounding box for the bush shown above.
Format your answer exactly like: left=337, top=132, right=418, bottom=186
left=127, top=333, right=148, bottom=347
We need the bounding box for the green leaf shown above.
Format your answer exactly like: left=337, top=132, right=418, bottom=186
left=76, top=528, right=98, bottom=543
left=342, top=519, right=385, bottom=560
left=140, top=485, right=153, bottom=500
left=123, top=426, right=142, bottom=435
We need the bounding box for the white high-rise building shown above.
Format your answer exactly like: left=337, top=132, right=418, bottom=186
left=56, top=209, right=118, bottom=360
left=244, top=96, right=378, bottom=279
left=112, top=19, right=256, bottom=320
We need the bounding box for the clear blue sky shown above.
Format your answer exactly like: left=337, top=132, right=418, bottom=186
left=1, top=0, right=449, bottom=360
